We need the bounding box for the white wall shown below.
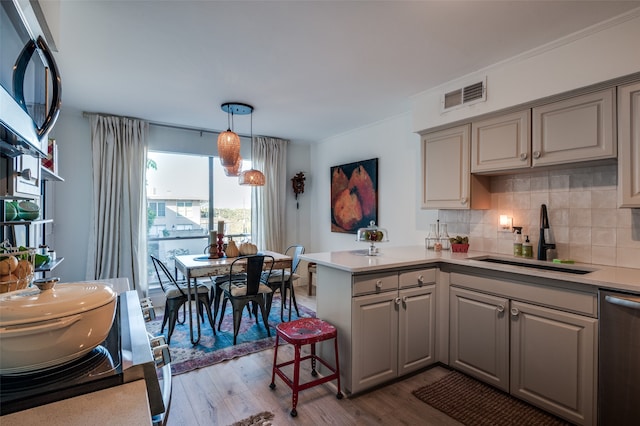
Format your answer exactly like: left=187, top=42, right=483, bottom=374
left=49, top=108, right=92, bottom=282
left=284, top=142, right=311, bottom=251
left=412, top=10, right=640, bottom=132
left=308, top=113, right=438, bottom=254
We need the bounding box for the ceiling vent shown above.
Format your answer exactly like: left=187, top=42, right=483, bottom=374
left=441, top=78, right=487, bottom=112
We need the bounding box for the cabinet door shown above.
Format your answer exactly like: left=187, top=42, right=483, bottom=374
left=398, top=285, right=435, bottom=375
left=422, top=124, right=474, bottom=209
left=6, top=155, right=42, bottom=197
left=351, top=291, right=398, bottom=393
left=449, top=286, right=509, bottom=391
left=532, top=88, right=616, bottom=167
left=618, top=81, right=640, bottom=207
left=510, top=300, right=596, bottom=426
left=471, top=109, right=531, bottom=173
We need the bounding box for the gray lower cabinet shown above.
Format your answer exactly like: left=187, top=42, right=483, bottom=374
left=351, top=270, right=436, bottom=394
left=449, top=273, right=597, bottom=426
left=450, top=286, right=509, bottom=390
left=316, top=265, right=436, bottom=395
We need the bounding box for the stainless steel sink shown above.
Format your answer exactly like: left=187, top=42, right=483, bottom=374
left=469, top=256, right=593, bottom=275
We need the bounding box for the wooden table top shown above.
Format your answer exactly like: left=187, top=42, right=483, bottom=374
left=175, top=251, right=291, bottom=278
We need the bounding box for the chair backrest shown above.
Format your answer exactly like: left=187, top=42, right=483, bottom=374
left=150, top=255, right=185, bottom=297
left=284, top=245, right=305, bottom=274
left=230, top=254, right=274, bottom=296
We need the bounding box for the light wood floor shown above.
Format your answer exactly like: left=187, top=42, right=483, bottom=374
left=165, top=287, right=462, bottom=426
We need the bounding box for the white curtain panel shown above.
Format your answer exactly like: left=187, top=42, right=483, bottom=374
left=87, top=114, right=149, bottom=296
left=252, top=136, right=288, bottom=252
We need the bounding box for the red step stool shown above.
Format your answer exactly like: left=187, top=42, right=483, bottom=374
left=270, top=317, right=343, bottom=416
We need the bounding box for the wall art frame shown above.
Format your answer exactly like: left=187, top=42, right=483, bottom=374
left=330, top=157, right=378, bottom=234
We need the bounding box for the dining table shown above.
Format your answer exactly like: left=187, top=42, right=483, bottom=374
left=174, top=251, right=292, bottom=345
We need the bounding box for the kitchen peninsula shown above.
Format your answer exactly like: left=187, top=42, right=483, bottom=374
left=301, top=246, right=640, bottom=426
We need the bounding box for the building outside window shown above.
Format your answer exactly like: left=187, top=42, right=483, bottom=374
left=146, top=151, right=252, bottom=287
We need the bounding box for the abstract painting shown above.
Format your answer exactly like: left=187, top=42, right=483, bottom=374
left=330, top=158, right=378, bottom=233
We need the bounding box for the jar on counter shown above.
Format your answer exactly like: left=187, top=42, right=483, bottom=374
left=47, top=250, right=56, bottom=261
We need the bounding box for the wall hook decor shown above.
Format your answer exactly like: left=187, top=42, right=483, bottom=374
left=291, top=172, right=306, bottom=209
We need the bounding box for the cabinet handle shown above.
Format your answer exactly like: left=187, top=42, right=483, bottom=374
left=533, top=151, right=541, bottom=159
left=519, top=153, right=528, bottom=161
left=417, top=275, right=424, bottom=285
left=402, top=296, right=408, bottom=303
left=510, top=307, right=520, bottom=317
left=496, top=304, right=505, bottom=313
left=460, top=197, right=468, bottom=205
left=375, top=280, right=383, bottom=289
left=17, top=168, right=33, bottom=181
left=395, top=297, right=401, bottom=305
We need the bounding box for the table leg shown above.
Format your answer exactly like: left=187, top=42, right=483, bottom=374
left=281, top=273, right=287, bottom=322
left=187, top=273, right=201, bottom=345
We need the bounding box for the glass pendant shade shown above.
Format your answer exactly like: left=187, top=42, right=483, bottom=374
left=224, top=156, right=243, bottom=177
left=217, top=130, right=240, bottom=167
left=239, top=169, right=265, bottom=186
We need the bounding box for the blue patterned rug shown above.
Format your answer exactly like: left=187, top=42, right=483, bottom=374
left=145, top=294, right=315, bottom=375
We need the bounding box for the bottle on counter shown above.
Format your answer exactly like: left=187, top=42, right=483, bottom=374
left=513, top=227, right=523, bottom=256
left=522, top=235, right=533, bottom=258
left=426, top=223, right=439, bottom=249
left=439, top=223, right=451, bottom=250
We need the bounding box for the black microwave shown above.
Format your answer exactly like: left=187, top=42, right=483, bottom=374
left=0, top=0, right=61, bottom=158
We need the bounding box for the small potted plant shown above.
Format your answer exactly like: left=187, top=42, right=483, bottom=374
left=449, top=236, right=470, bottom=253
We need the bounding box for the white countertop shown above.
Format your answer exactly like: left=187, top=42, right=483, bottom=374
left=301, top=246, right=640, bottom=293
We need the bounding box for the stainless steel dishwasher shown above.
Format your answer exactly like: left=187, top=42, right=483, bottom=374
left=598, top=289, right=640, bottom=425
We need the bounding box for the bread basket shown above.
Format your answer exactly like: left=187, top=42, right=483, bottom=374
left=0, top=245, right=36, bottom=293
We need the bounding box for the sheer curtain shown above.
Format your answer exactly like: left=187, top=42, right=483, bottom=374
left=251, top=136, right=288, bottom=252
left=87, top=114, right=149, bottom=296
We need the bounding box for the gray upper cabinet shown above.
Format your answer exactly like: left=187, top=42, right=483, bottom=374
left=471, top=109, right=531, bottom=173
left=532, top=88, right=616, bottom=167
left=421, top=124, right=491, bottom=210
left=617, top=81, right=640, bottom=208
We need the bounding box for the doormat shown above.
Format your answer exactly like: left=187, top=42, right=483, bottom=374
left=412, top=370, right=573, bottom=426
left=229, top=411, right=274, bottom=426
left=145, top=294, right=315, bottom=375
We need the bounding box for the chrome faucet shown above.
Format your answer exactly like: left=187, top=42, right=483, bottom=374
left=538, top=204, right=556, bottom=261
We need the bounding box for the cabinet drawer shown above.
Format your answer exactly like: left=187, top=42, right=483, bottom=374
left=353, top=272, right=398, bottom=296
left=450, top=272, right=597, bottom=317
left=399, top=268, right=436, bottom=289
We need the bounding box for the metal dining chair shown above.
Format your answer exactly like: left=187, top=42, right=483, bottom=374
left=217, top=254, right=275, bottom=345
left=262, top=245, right=304, bottom=321
left=150, top=255, right=216, bottom=343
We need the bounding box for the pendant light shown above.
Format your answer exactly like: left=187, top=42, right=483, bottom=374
left=239, top=168, right=266, bottom=186
left=239, top=105, right=266, bottom=186
left=217, top=103, right=252, bottom=167
left=224, top=155, right=243, bottom=177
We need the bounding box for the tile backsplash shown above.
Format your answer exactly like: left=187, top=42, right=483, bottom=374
left=440, top=164, right=640, bottom=269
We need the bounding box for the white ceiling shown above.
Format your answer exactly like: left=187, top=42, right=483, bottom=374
left=50, top=1, right=640, bottom=144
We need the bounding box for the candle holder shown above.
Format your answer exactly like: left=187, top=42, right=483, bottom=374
left=217, top=233, right=225, bottom=258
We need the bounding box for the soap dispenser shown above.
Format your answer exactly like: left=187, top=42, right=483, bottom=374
left=513, top=227, right=523, bottom=256
left=522, top=235, right=533, bottom=258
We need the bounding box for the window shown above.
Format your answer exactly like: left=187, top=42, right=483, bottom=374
left=149, top=202, right=166, bottom=217
left=176, top=201, right=193, bottom=218
left=146, top=151, right=252, bottom=286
